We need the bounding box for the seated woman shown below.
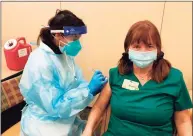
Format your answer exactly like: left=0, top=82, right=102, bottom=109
left=82, top=20, right=193, bottom=136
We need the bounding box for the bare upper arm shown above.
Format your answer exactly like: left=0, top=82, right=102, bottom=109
left=92, top=82, right=112, bottom=112
left=174, top=109, right=192, bottom=125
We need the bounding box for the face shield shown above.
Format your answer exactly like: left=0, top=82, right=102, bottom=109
left=50, top=26, right=87, bottom=36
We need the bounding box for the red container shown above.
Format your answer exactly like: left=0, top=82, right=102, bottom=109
left=4, top=37, right=32, bottom=71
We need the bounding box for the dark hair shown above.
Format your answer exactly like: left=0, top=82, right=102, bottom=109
left=118, top=20, right=171, bottom=83
left=37, top=10, right=85, bottom=54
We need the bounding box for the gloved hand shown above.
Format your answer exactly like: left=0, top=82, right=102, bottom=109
left=88, top=70, right=108, bottom=96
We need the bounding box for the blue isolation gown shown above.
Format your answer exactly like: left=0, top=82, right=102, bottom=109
left=19, top=42, right=93, bottom=136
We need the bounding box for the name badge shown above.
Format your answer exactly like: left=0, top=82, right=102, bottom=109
left=122, top=79, right=139, bottom=90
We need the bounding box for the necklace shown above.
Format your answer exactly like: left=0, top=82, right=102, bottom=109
left=139, top=75, right=145, bottom=80
left=135, top=73, right=149, bottom=81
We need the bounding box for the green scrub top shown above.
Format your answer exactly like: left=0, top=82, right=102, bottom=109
left=103, top=67, right=192, bottom=136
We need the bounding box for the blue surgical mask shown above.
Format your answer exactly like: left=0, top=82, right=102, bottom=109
left=128, top=49, right=157, bottom=68
left=59, top=40, right=82, bottom=56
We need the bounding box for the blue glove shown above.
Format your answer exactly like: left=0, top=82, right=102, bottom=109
left=88, top=70, right=108, bottom=96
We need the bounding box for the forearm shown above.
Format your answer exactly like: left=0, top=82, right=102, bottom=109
left=56, top=84, right=93, bottom=117
left=83, top=83, right=111, bottom=135
left=176, top=120, right=192, bottom=136
left=84, top=105, right=106, bottom=133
